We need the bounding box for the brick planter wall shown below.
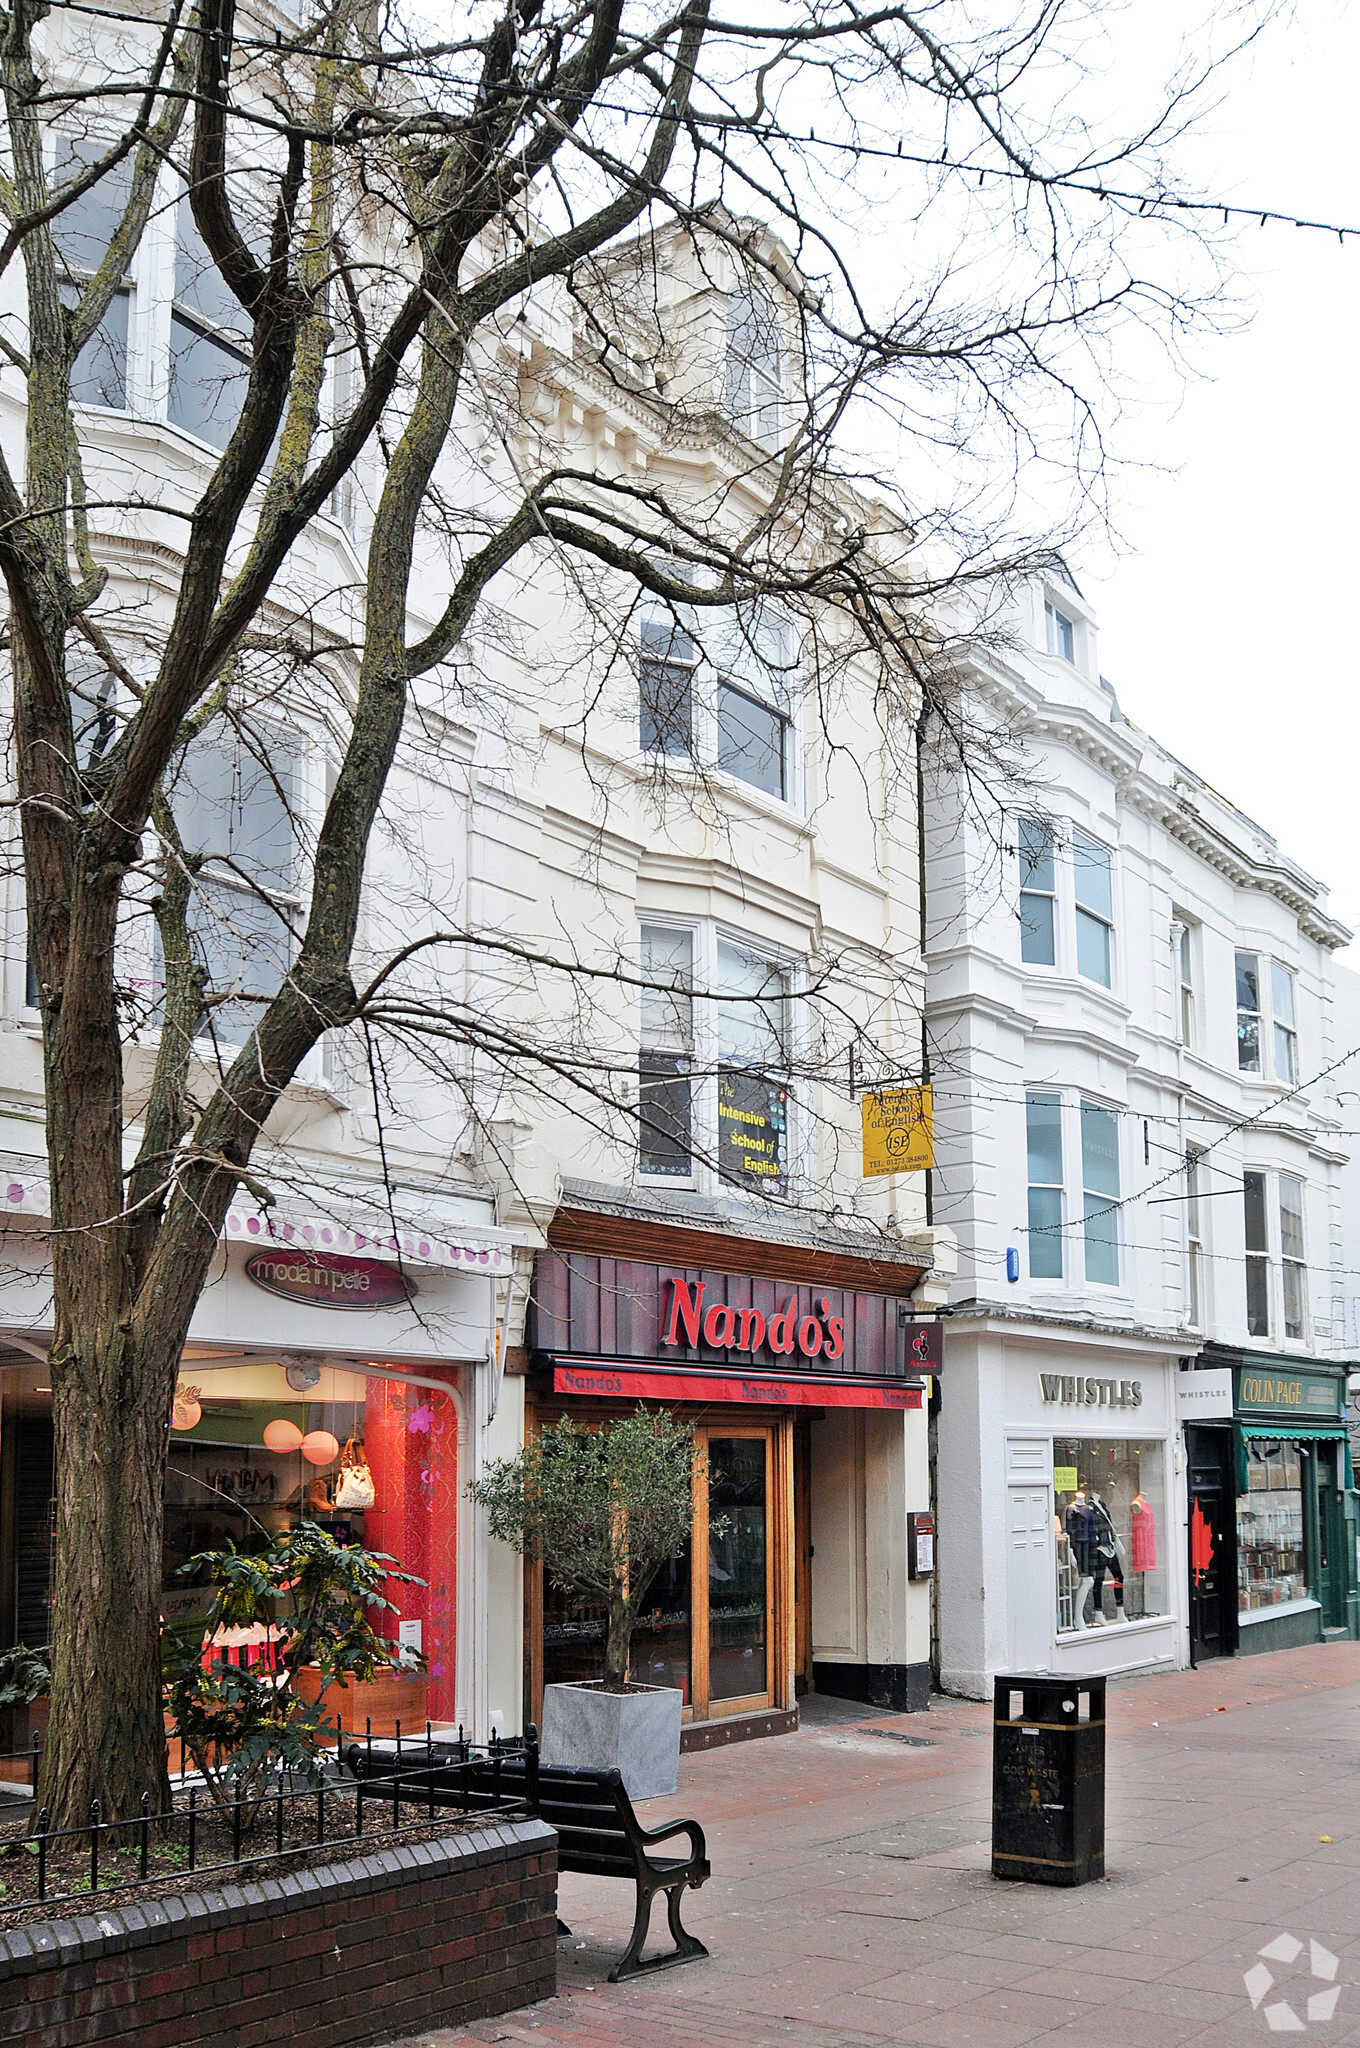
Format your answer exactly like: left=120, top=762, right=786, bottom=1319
left=0, top=1816, right=557, bottom=2048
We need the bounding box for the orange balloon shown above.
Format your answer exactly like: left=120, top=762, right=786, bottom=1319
left=301, top=1429, right=340, bottom=1467
left=171, top=1396, right=202, bottom=1431
left=263, top=1418, right=304, bottom=1453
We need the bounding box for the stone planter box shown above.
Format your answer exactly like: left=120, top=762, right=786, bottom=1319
left=0, top=1816, right=556, bottom=2048
left=541, top=1681, right=683, bottom=1799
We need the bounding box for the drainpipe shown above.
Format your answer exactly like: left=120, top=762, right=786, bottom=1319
left=915, top=697, right=933, bottom=1226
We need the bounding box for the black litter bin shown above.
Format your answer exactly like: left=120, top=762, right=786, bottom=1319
left=991, top=1672, right=1105, bottom=1885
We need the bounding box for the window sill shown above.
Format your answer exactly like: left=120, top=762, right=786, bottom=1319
left=635, top=751, right=806, bottom=829
left=1056, top=1613, right=1172, bottom=1641
left=1238, top=1597, right=1319, bottom=1627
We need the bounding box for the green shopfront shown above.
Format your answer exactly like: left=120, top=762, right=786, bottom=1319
left=1197, top=1350, right=1359, bottom=1656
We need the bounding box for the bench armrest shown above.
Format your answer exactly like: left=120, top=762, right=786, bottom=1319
left=632, top=1815, right=707, bottom=1864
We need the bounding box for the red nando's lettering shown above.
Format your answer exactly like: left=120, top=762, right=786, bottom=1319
left=661, top=1278, right=845, bottom=1363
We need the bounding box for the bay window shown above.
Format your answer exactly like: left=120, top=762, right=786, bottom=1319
left=637, top=601, right=798, bottom=806
left=637, top=923, right=794, bottom=1192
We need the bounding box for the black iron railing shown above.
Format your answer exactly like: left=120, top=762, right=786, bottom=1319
left=9, top=1724, right=535, bottom=1913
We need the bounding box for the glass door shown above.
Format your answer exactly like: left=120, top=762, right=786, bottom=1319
left=707, top=1434, right=770, bottom=1708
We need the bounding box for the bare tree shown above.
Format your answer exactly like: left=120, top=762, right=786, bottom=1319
left=0, top=0, right=1261, bottom=1824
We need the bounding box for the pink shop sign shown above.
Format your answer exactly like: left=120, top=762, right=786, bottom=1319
left=244, top=1249, right=417, bottom=1310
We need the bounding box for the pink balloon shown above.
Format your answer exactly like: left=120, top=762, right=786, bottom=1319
left=301, top=1429, right=340, bottom=1467
left=263, top=1418, right=304, bottom=1453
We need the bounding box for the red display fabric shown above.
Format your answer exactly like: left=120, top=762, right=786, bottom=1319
left=364, top=1377, right=459, bottom=1721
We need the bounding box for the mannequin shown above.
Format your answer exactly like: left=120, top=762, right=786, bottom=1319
left=1089, top=1492, right=1127, bottom=1623
left=1131, top=1490, right=1157, bottom=1573
left=1064, top=1491, right=1096, bottom=1630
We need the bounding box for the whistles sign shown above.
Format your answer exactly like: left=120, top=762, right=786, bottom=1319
left=661, top=1276, right=845, bottom=1363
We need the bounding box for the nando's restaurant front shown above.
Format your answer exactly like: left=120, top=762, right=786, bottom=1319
left=522, top=1208, right=942, bottom=1744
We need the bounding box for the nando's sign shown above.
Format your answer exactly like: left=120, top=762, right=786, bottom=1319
left=660, top=1276, right=939, bottom=1371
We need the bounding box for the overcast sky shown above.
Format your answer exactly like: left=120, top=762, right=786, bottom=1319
left=1080, top=0, right=1360, bottom=952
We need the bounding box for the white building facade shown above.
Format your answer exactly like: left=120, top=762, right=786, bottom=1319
left=926, top=573, right=1356, bottom=1698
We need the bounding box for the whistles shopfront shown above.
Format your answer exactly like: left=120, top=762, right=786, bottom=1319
left=521, top=1212, right=941, bottom=1741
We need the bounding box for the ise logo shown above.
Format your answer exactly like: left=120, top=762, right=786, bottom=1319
left=1244, top=1934, right=1342, bottom=2030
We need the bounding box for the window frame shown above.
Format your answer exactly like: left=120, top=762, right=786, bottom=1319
left=1018, top=819, right=1057, bottom=968
left=1271, top=961, right=1298, bottom=1087
left=1025, top=1091, right=1064, bottom=1280
left=1243, top=1168, right=1271, bottom=1339
left=1044, top=599, right=1076, bottom=664
left=1278, top=1173, right=1307, bottom=1342
left=1235, top=951, right=1263, bottom=1075
left=1079, top=1097, right=1121, bottom=1287
left=1185, top=1144, right=1205, bottom=1329
left=49, top=131, right=135, bottom=414
left=1072, top=829, right=1115, bottom=990
left=636, top=600, right=801, bottom=811
left=1176, top=921, right=1196, bottom=1047
left=635, top=918, right=800, bottom=1196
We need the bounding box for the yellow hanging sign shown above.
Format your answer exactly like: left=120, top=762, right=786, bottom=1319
left=860, top=1085, right=933, bottom=1177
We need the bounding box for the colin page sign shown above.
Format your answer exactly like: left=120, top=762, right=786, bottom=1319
left=245, top=1249, right=416, bottom=1310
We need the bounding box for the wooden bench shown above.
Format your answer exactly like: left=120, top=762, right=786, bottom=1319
left=342, top=1737, right=710, bottom=1981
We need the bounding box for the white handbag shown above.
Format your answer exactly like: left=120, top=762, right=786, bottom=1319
left=334, top=1437, right=376, bottom=1510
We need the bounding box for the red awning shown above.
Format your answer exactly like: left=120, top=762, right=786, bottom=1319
left=550, top=1360, right=925, bottom=1410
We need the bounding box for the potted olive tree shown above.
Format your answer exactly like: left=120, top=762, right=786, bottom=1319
left=473, top=1410, right=697, bottom=1797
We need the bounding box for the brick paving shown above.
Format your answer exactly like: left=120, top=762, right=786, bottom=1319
left=389, top=1644, right=1360, bottom=2048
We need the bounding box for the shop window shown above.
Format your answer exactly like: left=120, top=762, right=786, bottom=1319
left=1025, top=1092, right=1064, bottom=1279
left=1080, top=1100, right=1120, bottom=1286
left=1018, top=820, right=1056, bottom=966
left=1054, top=1440, right=1166, bottom=1632
left=52, top=136, right=132, bottom=410
left=715, top=940, right=789, bottom=1192
left=1280, top=1175, right=1307, bottom=1341
left=1186, top=1145, right=1205, bottom=1328
left=1244, top=1169, right=1270, bottom=1338
left=1236, top=951, right=1262, bottom=1073
left=638, top=924, right=693, bottom=1177
left=1272, top=962, right=1298, bottom=1085
left=164, top=719, right=300, bottom=1046
left=1237, top=1439, right=1307, bottom=1612
left=540, top=1420, right=777, bottom=1719
left=162, top=1360, right=458, bottom=1723
left=169, top=191, right=253, bottom=448
left=1073, top=831, right=1113, bottom=988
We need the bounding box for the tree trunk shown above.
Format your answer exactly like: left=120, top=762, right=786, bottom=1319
left=38, top=1330, right=179, bottom=1821
left=604, top=1588, right=634, bottom=1690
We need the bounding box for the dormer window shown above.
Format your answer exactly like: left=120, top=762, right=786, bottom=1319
left=724, top=284, right=782, bottom=446
left=1045, top=600, right=1076, bottom=664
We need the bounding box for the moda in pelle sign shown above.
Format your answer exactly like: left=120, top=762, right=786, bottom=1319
left=245, top=1249, right=417, bottom=1309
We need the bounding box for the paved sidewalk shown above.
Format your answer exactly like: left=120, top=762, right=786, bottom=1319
left=393, top=1644, right=1360, bottom=2048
